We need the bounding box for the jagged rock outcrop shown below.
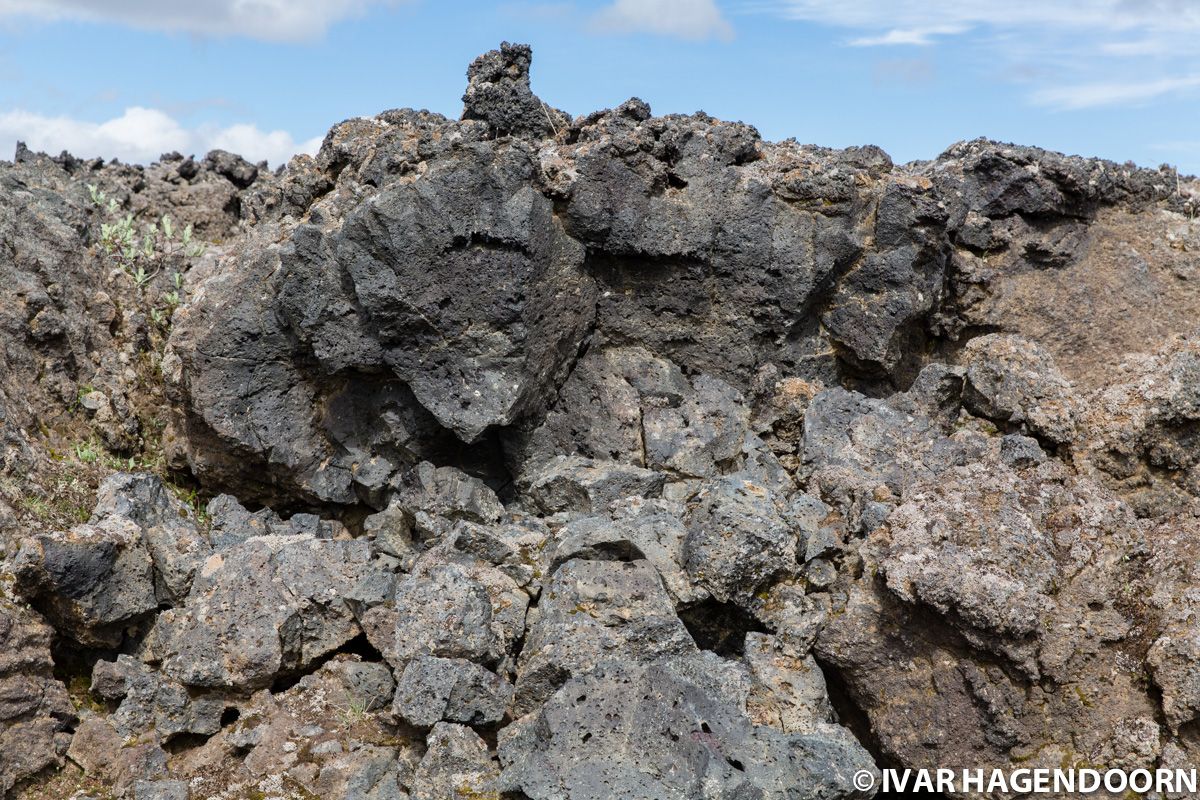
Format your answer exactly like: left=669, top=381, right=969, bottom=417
left=816, top=455, right=1159, bottom=776
left=0, top=144, right=267, bottom=484
left=3, top=40, right=1200, bottom=800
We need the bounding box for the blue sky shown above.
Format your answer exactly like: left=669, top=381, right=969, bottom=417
left=0, top=0, right=1198, bottom=173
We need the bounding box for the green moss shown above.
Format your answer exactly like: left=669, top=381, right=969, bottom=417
left=67, top=675, right=107, bottom=714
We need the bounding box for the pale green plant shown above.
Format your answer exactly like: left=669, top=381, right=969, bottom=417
left=86, top=182, right=119, bottom=214
left=74, top=441, right=100, bottom=464
left=90, top=190, right=210, bottom=332
left=96, top=206, right=205, bottom=292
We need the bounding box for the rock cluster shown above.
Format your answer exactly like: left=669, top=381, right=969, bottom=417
left=2, top=42, right=1200, bottom=800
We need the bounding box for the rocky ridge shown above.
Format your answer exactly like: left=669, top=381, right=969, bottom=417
left=2, top=41, right=1200, bottom=799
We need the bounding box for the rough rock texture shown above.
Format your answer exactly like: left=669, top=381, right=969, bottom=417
left=147, top=532, right=385, bottom=690
left=499, top=657, right=876, bottom=800
left=0, top=598, right=75, bottom=797
left=4, top=41, right=1200, bottom=800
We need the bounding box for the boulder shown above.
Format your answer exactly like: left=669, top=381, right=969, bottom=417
left=961, top=333, right=1078, bottom=444
left=499, top=658, right=876, bottom=800
left=520, top=455, right=665, bottom=514
left=513, top=559, right=695, bottom=716
left=362, top=556, right=528, bottom=671
left=13, top=516, right=158, bottom=648
left=683, top=472, right=798, bottom=605
left=149, top=534, right=383, bottom=690
left=411, top=723, right=500, bottom=800
left=393, top=655, right=513, bottom=728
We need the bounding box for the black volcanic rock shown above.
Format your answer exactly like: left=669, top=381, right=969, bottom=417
left=462, top=41, right=569, bottom=138
left=3, top=42, right=1200, bottom=800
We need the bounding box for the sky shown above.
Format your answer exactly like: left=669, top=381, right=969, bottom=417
left=0, top=0, right=1198, bottom=173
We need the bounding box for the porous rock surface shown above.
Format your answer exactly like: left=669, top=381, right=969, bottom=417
left=1, top=42, right=1200, bottom=800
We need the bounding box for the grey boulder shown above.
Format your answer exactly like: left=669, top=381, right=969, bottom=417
left=499, top=658, right=876, bottom=800
left=393, top=655, right=513, bottom=727
left=149, top=534, right=383, bottom=689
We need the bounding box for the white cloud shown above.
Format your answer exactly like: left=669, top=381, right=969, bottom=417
left=1032, top=75, right=1200, bottom=109
left=0, top=0, right=403, bottom=41
left=593, top=0, right=733, bottom=41
left=0, top=106, right=320, bottom=166
left=769, top=0, right=1200, bottom=110
left=849, top=25, right=966, bottom=47
left=771, top=1, right=1200, bottom=35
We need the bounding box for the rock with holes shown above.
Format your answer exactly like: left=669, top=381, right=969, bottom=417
left=363, top=500, right=419, bottom=566
left=131, top=780, right=190, bottom=800
left=205, top=492, right=347, bottom=551
left=1073, top=338, right=1200, bottom=518
left=6, top=39, right=1200, bottom=800
left=0, top=598, right=75, bottom=798
left=416, top=515, right=551, bottom=591
left=820, top=174, right=952, bottom=379
left=510, top=346, right=690, bottom=469
left=388, top=462, right=505, bottom=543
left=67, top=716, right=171, bottom=797
left=1147, top=595, right=1200, bottom=731
left=606, top=497, right=707, bottom=604
left=325, top=658, right=398, bottom=716
left=642, top=374, right=751, bottom=478
left=550, top=104, right=879, bottom=389
left=800, top=364, right=987, bottom=534
left=393, top=655, right=513, bottom=727
left=444, top=515, right=550, bottom=577
left=11, top=472, right=222, bottom=648
left=682, top=472, right=798, bottom=605
left=411, top=723, right=501, bottom=800
left=499, top=657, right=876, bottom=800
left=362, top=554, right=528, bottom=671
left=815, top=454, right=1174, bottom=782
left=1139, top=514, right=1200, bottom=736
left=513, top=559, right=696, bottom=716
left=165, top=101, right=597, bottom=506
left=743, top=633, right=835, bottom=734
left=961, top=333, right=1078, bottom=444
left=165, top=655, right=412, bottom=800
left=307, top=748, right=411, bottom=800
left=545, top=497, right=705, bottom=605
left=462, top=41, right=569, bottom=139
left=91, top=654, right=227, bottom=741
left=148, top=534, right=383, bottom=690
left=91, top=472, right=210, bottom=605
left=512, top=346, right=750, bottom=480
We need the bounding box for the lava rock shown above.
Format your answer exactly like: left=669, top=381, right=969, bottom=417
left=13, top=516, right=158, bottom=648
left=499, top=657, right=876, bottom=800
left=362, top=556, right=528, bottom=670
left=393, top=655, right=513, bottom=727
left=683, top=472, right=798, bottom=604
left=513, top=559, right=695, bottom=716
left=962, top=333, right=1078, bottom=443
left=520, top=455, right=666, bottom=514
left=149, top=534, right=383, bottom=690
left=0, top=599, right=75, bottom=797
left=411, top=723, right=501, bottom=800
